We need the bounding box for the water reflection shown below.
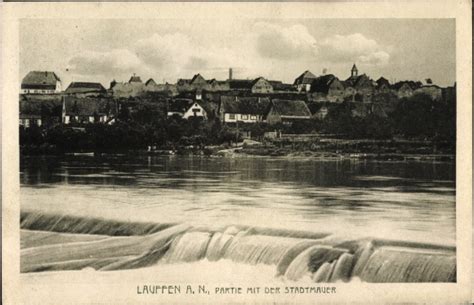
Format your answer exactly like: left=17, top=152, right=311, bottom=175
left=20, top=154, right=456, bottom=244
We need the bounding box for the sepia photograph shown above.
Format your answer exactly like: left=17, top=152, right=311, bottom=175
left=2, top=1, right=472, bottom=305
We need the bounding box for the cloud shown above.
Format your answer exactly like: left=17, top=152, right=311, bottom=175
left=319, top=33, right=390, bottom=65
left=68, top=49, right=142, bottom=76
left=253, top=22, right=317, bottom=60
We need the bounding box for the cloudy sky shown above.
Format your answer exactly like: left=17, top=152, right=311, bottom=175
left=20, top=18, right=455, bottom=88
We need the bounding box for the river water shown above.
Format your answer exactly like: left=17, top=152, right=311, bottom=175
left=20, top=154, right=455, bottom=245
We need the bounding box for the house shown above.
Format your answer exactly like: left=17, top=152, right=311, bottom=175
left=110, top=74, right=147, bottom=97
left=251, top=77, right=273, bottom=94
left=129, top=75, right=143, bottom=83
left=19, top=113, right=42, bottom=128
left=19, top=98, right=43, bottom=127
left=228, top=77, right=273, bottom=94
left=176, top=74, right=213, bottom=92
left=19, top=95, right=63, bottom=127
left=391, top=81, right=415, bottom=98
left=307, top=103, right=329, bottom=120
left=62, top=97, right=118, bottom=124
left=414, top=85, right=443, bottom=101
left=219, top=96, right=270, bottom=123
left=265, top=99, right=312, bottom=124
left=294, top=70, right=317, bottom=92
left=145, top=78, right=158, bottom=86
left=309, top=74, right=345, bottom=103
left=269, top=81, right=297, bottom=93
left=344, top=74, right=374, bottom=102
left=65, top=82, right=106, bottom=94
left=343, top=64, right=375, bottom=102
left=376, top=77, right=391, bottom=93
left=21, top=71, right=62, bottom=94
left=167, top=98, right=207, bottom=120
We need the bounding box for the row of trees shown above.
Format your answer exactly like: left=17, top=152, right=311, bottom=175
left=20, top=93, right=455, bottom=154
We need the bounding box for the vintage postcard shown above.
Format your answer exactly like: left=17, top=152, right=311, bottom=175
left=2, top=1, right=472, bottom=304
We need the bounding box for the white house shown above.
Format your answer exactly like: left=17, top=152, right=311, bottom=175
left=218, top=96, right=270, bottom=124
left=167, top=98, right=207, bottom=120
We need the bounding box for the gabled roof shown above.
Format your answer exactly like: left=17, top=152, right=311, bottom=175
left=129, top=75, right=143, bottom=83
left=310, top=74, right=341, bottom=93
left=145, top=79, right=157, bottom=86
left=294, top=70, right=317, bottom=85
left=345, top=74, right=372, bottom=88
left=21, top=71, right=60, bottom=89
left=168, top=98, right=196, bottom=113
left=65, top=82, right=106, bottom=93
left=269, top=99, right=311, bottom=117
left=220, top=96, right=270, bottom=115
left=376, top=77, right=390, bottom=87
left=190, top=74, right=206, bottom=85
left=63, top=97, right=118, bottom=116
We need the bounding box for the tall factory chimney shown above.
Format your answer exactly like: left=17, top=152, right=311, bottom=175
left=229, top=68, right=233, bottom=80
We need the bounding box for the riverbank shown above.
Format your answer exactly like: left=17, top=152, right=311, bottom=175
left=20, top=137, right=455, bottom=161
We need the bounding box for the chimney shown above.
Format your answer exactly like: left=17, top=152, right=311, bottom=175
left=229, top=68, right=233, bottom=80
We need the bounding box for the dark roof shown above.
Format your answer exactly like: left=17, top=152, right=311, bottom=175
left=21, top=71, right=60, bottom=89
left=310, top=74, right=341, bottom=93
left=129, top=75, right=142, bottom=83
left=345, top=74, right=372, bottom=88
left=306, top=102, right=327, bottom=115
left=168, top=98, right=195, bottom=113
left=65, top=82, right=106, bottom=93
left=391, top=81, right=422, bottom=90
left=269, top=99, right=311, bottom=117
left=145, top=79, right=157, bottom=86
left=220, top=96, right=270, bottom=115
left=269, top=81, right=296, bottom=92
left=294, top=70, right=317, bottom=85
left=228, top=79, right=254, bottom=90
left=177, top=79, right=191, bottom=86
left=376, top=77, right=390, bottom=87
left=63, top=97, right=118, bottom=116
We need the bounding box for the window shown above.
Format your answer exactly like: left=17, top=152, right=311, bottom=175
left=241, top=115, right=248, bottom=120
left=229, top=114, right=235, bottom=120
left=250, top=115, right=257, bottom=120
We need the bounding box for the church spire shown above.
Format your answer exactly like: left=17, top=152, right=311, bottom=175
left=351, top=63, right=358, bottom=77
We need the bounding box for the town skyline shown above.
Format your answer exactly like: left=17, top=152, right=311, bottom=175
left=20, top=19, right=456, bottom=88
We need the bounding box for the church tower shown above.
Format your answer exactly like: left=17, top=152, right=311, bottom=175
left=351, top=64, right=358, bottom=77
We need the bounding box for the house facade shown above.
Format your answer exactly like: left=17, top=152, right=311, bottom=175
left=19, top=114, right=42, bottom=128
left=21, top=71, right=62, bottom=94
left=414, top=85, right=443, bottom=101
left=265, top=99, right=312, bottom=125
left=62, top=97, right=118, bottom=124
left=227, top=77, right=274, bottom=94
left=251, top=77, right=273, bottom=94
left=294, top=70, right=317, bottom=92
left=219, top=96, right=270, bottom=123
left=309, top=74, right=345, bottom=103
left=167, top=98, right=207, bottom=120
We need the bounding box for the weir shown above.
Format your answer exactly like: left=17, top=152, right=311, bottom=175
left=20, top=211, right=456, bottom=283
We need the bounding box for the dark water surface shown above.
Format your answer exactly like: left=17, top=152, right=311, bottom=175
left=20, top=154, right=456, bottom=244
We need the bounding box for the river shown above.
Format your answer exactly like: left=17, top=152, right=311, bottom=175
left=19, top=154, right=456, bottom=283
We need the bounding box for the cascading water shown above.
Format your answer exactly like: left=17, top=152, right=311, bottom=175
left=20, top=211, right=456, bottom=283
